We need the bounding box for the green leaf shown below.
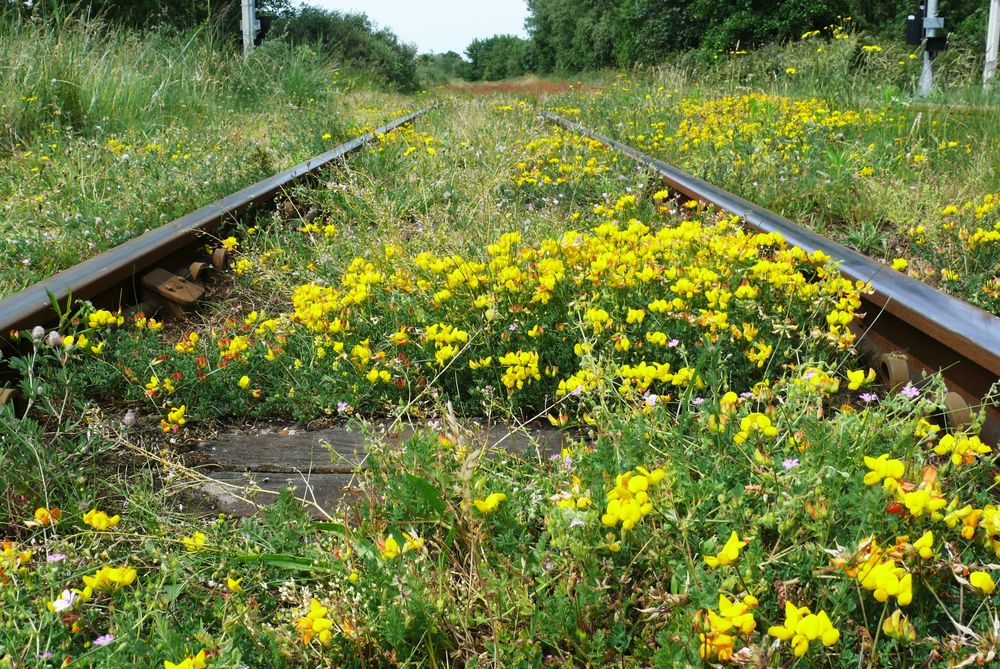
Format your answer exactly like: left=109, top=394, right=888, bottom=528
left=404, top=473, right=445, bottom=516
left=312, top=521, right=347, bottom=535
left=235, top=553, right=321, bottom=571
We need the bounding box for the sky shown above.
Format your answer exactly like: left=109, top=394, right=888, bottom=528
left=303, top=1, right=530, bottom=55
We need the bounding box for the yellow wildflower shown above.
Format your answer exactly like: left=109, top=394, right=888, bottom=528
left=473, top=492, right=507, bottom=514
left=83, top=509, right=121, bottom=531
left=970, top=571, right=996, bottom=595
left=704, top=531, right=747, bottom=568
left=768, top=601, right=840, bottom=656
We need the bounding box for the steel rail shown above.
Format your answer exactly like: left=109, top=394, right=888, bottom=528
left=0, top=108, right=428, bottom=345
left=542, top=111, right=1000, bottom=438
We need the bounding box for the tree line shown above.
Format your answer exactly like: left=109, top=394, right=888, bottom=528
left=462, top=0, right=990, bottom=80
left=3, top=1, right=991, bottom=86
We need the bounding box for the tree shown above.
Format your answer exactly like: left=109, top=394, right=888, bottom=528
left=464, top=35, right=536, bottom=80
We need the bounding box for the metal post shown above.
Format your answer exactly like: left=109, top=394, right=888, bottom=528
left=918, top=0, right=940, bottom=96
left=241, top=0, right=257, bottom=56
left=986, top=0, right=1000, bottom=87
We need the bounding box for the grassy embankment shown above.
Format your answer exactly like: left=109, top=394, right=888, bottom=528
left=0, top=16, right=411, bottom=298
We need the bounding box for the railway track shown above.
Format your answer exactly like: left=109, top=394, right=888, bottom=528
left=1, top=105, right=998, bottom=445
left=0, top=108, right=426, bottom=401
left=543, top=111, right=1000, bottom=442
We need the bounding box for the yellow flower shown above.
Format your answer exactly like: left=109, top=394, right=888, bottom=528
left=381, top=535, right=400, bottom=560
left=83, top=509, right=121, bottom=531
left=785, top=67, right=797, bottom=75
left=733, top=413, right=778, bottom=444
left=863, top=454, right=904, bottom=488
left=846, top=368, right=875, bottom=390
left=934, top=433, right=991, bottom=466
left=626, top=308, right=645, bottom=324
left=402, top=531, right=425, bottom=553
left=970, top=571, right=996, bottom=595
left=768, top=601, right=840, bottom=656
left=911, top=530, right=934, bottom=559
left=704, top=531, right=747, bottom=568
left=296, top=599, right=333, bottom=645
left=88, top=309, right=124, bottom=329
left=33, top=507, right=61, bottom=526
left=892, top=258, right=908, bottom=271
left=83, top=565, right=137, bottom=592
left=161, top=405, right=187, bottom=432
left=182, top=531, right=208, bottom=552
left=237, top=375, right=250, bottom=389
left=473, top=492, right=507, bottom=514
left=163, top=649, right=207, bottom=669
left=902, top=488, right=946, bottom=519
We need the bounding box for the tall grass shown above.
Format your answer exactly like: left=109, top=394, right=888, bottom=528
left=0, top=15, right=339, bottom=151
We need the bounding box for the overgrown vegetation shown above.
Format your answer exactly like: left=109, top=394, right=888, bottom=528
left=523, top=0, right=988, bottom=72
left=3, top=9, right=1000, bottom=669
left=0, top=15, right=408, bottom=298
left=1, top=1, right=420, bottom=91
left=551, top=23, right=1000, bottom=313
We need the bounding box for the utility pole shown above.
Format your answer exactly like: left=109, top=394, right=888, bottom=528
left=241, top=0, right=258, bottom=56
left=918, top=0, right=942, bottom=96
left=986, top=0, right=1000, bottom=88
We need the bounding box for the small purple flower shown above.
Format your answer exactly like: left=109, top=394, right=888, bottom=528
left=860, top=392, right=879, bottom=403
left=782, top=458, right=800, bottom=470
left=93, top=633, right=115, bottom=647
left=900, top=383, right=920, bottom=399
left=643, top=392, right=657, bottom=407
left=37, top=652, right=54, bottom=660
left=46, top=553, right=66, bottom=563
left=570, top=385, right=582, bottom=397
left=691, top=397, right=705, bottom=406
left=508, top=322, right=519, bottom=332
left=668, top=338, right=680, bottom=348
left=46, top=331, right=62, bottom=347
left=336, top=401, right=350, bottom=413
left=740, top=391, right=754, bottom=399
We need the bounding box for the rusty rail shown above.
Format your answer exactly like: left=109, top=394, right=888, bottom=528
left=0, top=108, right=427, bottom=348
left=542, top=111, right=1000, bottom=440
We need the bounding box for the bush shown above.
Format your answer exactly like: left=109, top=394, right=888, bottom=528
left=273, top=7, right=419, bottom=92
